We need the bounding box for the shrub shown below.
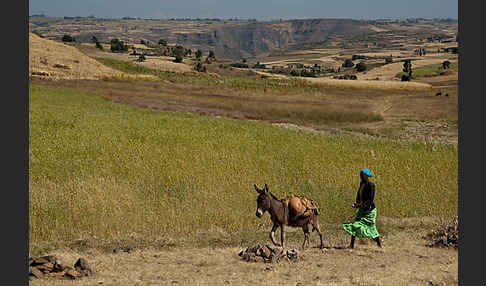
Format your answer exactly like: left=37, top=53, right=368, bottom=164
left=173, top=46, right=185, bottom=63
left=95, top=41, right=103, bottom=50
left=32, top=30, right=44, bottom=38
left=208, top=51, right=216, bottom=59
left=110, top=39, right=128, bottom=52
left=137, top=54, right=146, bottom=62
left=401, top=74, right=411, bottom=81
left=342, top=59, right=354, bottom=68
left=194, top=61, right=207, bottom=72
left=253, top=62, right=266, bottom=69
left=403, top=59, right=412, bottom=73
left=355, top=62, right=367, bottom=72
left=62, top=34, right=75, bottom=43
left=230, top=63, right=249, bottom=68
left=195, top=49, right=202, bottom=59
left=158, top=39, right=167, bottom=46
left=442, top=60, right=451, bottom=69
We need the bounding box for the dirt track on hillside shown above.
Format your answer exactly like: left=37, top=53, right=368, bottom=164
left=29, top=230, right=457, bottom=286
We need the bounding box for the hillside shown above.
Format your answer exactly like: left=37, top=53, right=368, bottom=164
left=29, top=17, right=456, bottom=60
left=29, top=33, right=126, bottom=80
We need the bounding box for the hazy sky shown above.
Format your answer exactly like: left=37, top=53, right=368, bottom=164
left=29, top=0, right=458, bottom=20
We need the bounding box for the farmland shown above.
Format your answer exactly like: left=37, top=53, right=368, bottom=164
left=29, top=16, right=458, bottom=285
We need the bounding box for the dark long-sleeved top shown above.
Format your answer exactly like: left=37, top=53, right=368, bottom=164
left=355, top=180, right=376, bottom=212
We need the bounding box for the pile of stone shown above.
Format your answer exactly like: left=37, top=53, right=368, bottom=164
left=426, top=216, right=458, bottom=249
left=238, top=244, right=301, bottom=263
left=29, top=255, right=92, bottom=280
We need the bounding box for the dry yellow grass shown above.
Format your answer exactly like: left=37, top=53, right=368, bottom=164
left=359, top=57, right=456, bottom=81
left=304, top=77, right=432, bottom=91
left=137, top=56, right=193, bottom=73
left=29, top=33, right=130, bottom=80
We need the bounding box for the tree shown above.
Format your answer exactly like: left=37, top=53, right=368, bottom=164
left=158, top=39, right=167, bottom=46
left=342, top=59, right=354, bottom=68
left=355, top=62, right=367, bottom=72
left=195, top=49, right=202, bottom=59
left=442, top=60, right=451, bottom=69
left=110, top=38, right=128, bottom=52
left=195, top=61, right=207, bottom=72
left=403, top=59, right=412, bottom=73
left=62, top=34, right=75, bottom=42
left=137, top=54, right=146, bottom=62
left=173, top=46, right=185, bottom=63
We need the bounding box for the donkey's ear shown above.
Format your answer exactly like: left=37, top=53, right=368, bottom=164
left=264, top=184, right=269, bottom=192
left=254, top=184, right=261, bottom=193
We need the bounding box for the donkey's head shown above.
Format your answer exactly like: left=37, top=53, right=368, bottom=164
left=254, top=183, right=271, bottom=218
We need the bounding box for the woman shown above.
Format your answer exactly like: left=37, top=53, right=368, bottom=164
left=342, top=168, right=382, bottom=249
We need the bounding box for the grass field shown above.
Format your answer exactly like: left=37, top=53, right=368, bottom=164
left=29, top=84, right=458, bottom=254
left=397, top=61, right=458, bottom=79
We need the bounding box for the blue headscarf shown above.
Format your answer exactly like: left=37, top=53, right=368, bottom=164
left=361, top=168, right=373, bottom=177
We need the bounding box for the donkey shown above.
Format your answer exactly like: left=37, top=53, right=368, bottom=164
left=254, top=184, right=324, bottom=249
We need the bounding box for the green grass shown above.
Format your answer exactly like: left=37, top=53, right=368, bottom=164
left=396, top=62, right=458, bottom=78
left=95, top=57, right=325, bottom=94
left=29, top=85, right=458, bottom=249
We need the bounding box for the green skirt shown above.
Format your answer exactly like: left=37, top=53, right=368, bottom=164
left=342, top=207, right=379, bottom=239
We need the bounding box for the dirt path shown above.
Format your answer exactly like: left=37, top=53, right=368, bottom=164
left=30, top=232, right=457, bottom=286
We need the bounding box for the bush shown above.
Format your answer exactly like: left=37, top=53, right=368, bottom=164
left=253, top=62, right=266, bottom=69
left=194, top=61, right=207, bottom=72
left=442, top=60, right=451, bottom=69
left=230, top=63, right=249, bottom=68
left=62, top=34, right=75, bottom=43
left=173, top=46, right=185, bottom=63
left=401, top=74, right=411, bottom=81
left=300, top=70, right=317, bottom=78
left=137, top=54, right=146, bottom=62
left=403, top=59, right=412, bottom=73
left=355, top=62, right=367, bottom=72
left=208, top=51, right=216, bottom=59
left=110, top=39, right=128, bottom=52
left=385, top=56, right=393, bottom=64
left=158, top=39, right=167, bottom=46
left=195, top=49, right=202, bottom=59
left=342, top=59, right=354, bottom=68
left=32, top=30, right=44, bottom=38
left=95, top=41, right=103, bottom=50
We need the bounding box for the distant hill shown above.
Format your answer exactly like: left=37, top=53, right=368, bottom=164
left=29, top=17, right=457, bottom=60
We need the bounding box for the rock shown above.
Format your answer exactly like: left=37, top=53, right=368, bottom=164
left=29, top=266, right=44, bottom=279
left=74, top=258, right=92, bottom=276
left=286, top=249, right=300, bottom=261
left=30, top=255, right=57, bottom=266
left=64, top=268, right=81, bottom=279
left=36, top=262, right=54, bottom=273
left=54, top=260, right=68, bottom=272
left=259, top=246, right=272, bottom=259
left=247, top=244, right=262, bottom=254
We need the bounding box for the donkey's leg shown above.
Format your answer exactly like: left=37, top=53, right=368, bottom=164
left=302, top=224, right=310, bottom=249
left=269, top=223, right=280, bottom=246
left=280, top=224, right=286, bottom=249
left=313, top=216, right=325, bottom=249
